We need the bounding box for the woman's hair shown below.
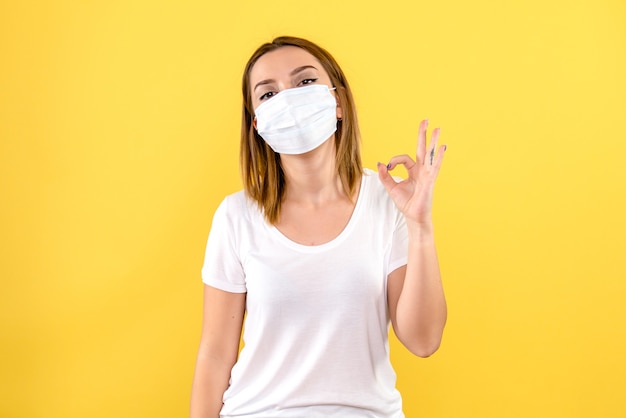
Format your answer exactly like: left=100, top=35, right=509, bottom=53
left=240, top=36, right=363, bottom=224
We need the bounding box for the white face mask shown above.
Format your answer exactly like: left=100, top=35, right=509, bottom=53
left=254, top=84, right=338, bottom=155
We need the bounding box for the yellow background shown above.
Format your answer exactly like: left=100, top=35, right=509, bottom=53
left=1, top=0, right=625, bottom=417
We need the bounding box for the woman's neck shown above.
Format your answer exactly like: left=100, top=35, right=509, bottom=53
left=280, top=139, right=346, bottom=207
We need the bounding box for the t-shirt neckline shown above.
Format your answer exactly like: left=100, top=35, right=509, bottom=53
left=267, top=170, right=370, bottom=253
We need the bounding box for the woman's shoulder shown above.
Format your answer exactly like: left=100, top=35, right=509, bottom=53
left=220, top=189, right=247, bottom=209
left=361, top=168, right=392, bottom=199
left=216, top=189, right=263, bottom=224
left=360, top=168, right=403, bottom=218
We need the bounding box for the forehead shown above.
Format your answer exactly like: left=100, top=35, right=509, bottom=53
left=249, top=46, right=327, bottom=85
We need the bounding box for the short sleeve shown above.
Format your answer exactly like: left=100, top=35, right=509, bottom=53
left=201, top=196, right=247, bottom=293
left=388, top=209, right=409, bottom=273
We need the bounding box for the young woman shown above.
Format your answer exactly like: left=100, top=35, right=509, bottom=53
left=191, top=36, right=447, bottom=418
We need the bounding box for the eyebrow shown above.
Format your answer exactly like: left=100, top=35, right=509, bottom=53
left=253, top=65, right=319, bottom=92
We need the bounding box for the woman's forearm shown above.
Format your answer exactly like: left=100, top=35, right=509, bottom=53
left=190, top=348, right=234, bottom=418
left=394, top=221, right=447, bottom=357
left=191, top=286, right=245, bottom=418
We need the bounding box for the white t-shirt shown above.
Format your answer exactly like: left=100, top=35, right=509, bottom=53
left=202, top=169, right=409, bottom=418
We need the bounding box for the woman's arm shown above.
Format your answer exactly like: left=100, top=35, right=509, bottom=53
left=190, top=285, right=246, bottom=418
left=378, top=119, right=447, bottom=358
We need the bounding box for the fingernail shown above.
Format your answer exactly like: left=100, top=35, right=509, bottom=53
left=387, top=163, right=392, bottom=170
left=444, top=145, right=447, bottom=151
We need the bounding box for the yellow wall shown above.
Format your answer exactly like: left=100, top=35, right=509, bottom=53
left=1, top=1, right=625, bottom=417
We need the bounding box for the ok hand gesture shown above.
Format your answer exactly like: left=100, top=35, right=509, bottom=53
left=377, top=120, right=446, bottom=226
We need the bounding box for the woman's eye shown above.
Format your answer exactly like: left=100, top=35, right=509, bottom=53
left=299, top=78, right=317, bottom=86
left=259, top=91, right=276, bottom=101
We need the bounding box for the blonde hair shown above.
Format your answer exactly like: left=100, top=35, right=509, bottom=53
left=240, top=36, right=362, bottom=224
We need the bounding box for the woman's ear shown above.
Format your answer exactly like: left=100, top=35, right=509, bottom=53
left=253, top=116, right=257, bottom=130
left=335, top=87, right=344, bottom=120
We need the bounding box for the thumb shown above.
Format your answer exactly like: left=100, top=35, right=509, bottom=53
left=377, top=162, right=398, bottom=194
